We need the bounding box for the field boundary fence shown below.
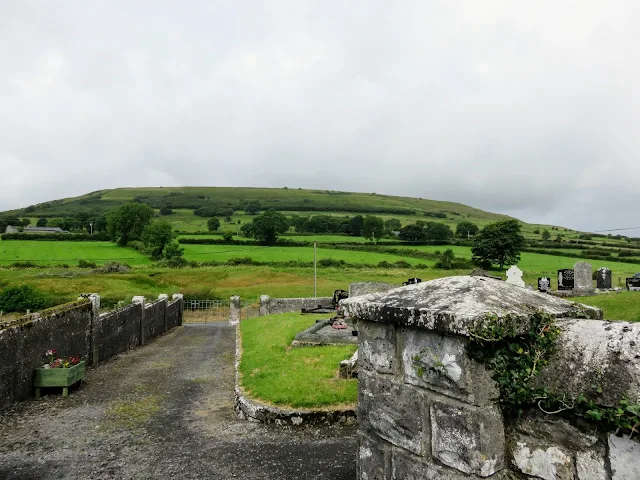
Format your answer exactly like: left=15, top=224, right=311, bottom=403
left=183, top=299, right=229, bottom=324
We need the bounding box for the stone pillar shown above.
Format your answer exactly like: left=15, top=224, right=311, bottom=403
left=172, top=294, right=184, bottom=326
left=342, top=276, right=603, bottom=479
left=259, top=295, right=270, bottom=316
left=229, top=295, right=240, bottom=326
left=132, top=296, right=146, bottom=345
left=574, top=262, right=595, bottom=296
left=79, top=294, right=101, bottom=366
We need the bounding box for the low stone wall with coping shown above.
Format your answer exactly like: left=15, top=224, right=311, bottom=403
left=343, top=276, right=640, bottom=479
left=0, top=293, right=184, bottom=410
left=258, top=295, right=334, bottom=316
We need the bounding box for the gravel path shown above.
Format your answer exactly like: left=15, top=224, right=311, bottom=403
left=0, top=324, right=357, bottom=479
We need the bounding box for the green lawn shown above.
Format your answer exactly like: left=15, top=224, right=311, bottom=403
left=181, top=244, right=428, bottom=266
left=0, top=241, right=151, bottom=266
left=573, top=292, right=640, bottom=322
left=391, top=245, right=640, bottom=288
left=239, top=312, right=358, bottom=408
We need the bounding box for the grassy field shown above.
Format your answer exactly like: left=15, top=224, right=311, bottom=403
left=393, top=245, right=640, bottom=288
left=181, top=244, right=429, bottom=266
left=0, top=241, right=151, bottom=266
left=239, top=312, right=357, bottom=408
left=574, top=292, right=640, bottom=322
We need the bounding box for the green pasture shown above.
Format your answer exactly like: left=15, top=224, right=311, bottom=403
left=392, top=245, right=640, bottom=288
left=574, top=292, right=640, bottom=322
left=239, top=312, right=357, bottom=408
left=181, top=244, right=428, bottom=266
left=0, top=241, right=151, bottom=266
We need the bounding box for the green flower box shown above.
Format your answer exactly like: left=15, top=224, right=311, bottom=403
left=34, top=361, right=85, bottom=397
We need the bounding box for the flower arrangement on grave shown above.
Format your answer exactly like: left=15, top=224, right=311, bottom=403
left=42, top=349, right=82, bottom=369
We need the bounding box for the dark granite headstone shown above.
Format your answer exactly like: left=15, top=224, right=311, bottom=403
left=537, top=277, right=550, bottom=292
left=627, top=275, right=640, bottom=291
left=402, top=278, right=422, bottom=286
left=596, top=268, right=612, bottom=290
left=557, top=269, right=574, bottom=291
left=332, top=289, right=349, bottom=306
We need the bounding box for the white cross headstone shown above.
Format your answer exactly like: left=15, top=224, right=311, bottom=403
left=505, top=265, right=525, bottom=287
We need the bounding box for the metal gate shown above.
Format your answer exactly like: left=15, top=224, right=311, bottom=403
left=183, top=300, right=229, bottom=324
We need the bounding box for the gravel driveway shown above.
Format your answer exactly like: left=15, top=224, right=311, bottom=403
left=0, top=324, right=357, bottom=479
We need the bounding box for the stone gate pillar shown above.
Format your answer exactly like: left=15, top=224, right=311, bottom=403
left=342, top=276, right=603, bottom=479
left=229, top=296, right=240, bottom=326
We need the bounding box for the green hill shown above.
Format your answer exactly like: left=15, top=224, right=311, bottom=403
left=7, top=186, right=510, bottom=220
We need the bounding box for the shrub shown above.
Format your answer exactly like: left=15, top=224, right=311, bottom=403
left=77, top=259, right=97, bottom=268
left=227, top=257, right=254, bottom=265
left=9, top=261, right=40, bottom=269
left=126, top=240, right=146, bottom=251
left=157, top=256, right=188, bottom=268
left=317, top=258, right=347, bottom=268
left=159, top=206, right=173, bottom=215
left=222, top=231, right=234, bottom=242
left=0, top=285, right=49, bottom=312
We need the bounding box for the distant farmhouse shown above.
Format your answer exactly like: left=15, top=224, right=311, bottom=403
left=5, top=226, right=69, bottom=234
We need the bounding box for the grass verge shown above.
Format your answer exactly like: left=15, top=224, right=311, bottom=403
left=238, top=312, right=357, bottom=409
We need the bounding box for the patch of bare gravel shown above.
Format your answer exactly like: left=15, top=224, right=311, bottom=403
left=0, top=324, right=356, bottom=479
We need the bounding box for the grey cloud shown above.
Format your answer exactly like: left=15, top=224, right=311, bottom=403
left=1, top=0, right=639, bottom=231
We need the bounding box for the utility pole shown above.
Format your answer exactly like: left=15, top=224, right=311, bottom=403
left=89, top=222, right=93, bottom=235
left=313, top=242, right=317, bottom=297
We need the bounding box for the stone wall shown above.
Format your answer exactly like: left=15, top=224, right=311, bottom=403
left=0, top=294, right=183, bottom=410
left=94, top=302, right=143, bottom=364
left=343, top=276, right=640, bottom=479
left=144, top=300, right=167, bottom=341
left=258, top=296, right=333, bottom=315
left=0, top=300, right=93, bottom=409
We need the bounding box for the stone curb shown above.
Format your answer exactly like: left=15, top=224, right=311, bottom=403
left=233, top=322, right=357, bottom=426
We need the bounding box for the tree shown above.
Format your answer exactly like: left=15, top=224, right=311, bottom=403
left=398, top=224, right=426, bottom=242
left=425, top=222, right=453, bottom=241
left=541, top=229, right=551, bottom=241
left=456, top=221, right=479, bottom=238
left=348, top=215, right=364, bottom=236
left=21, top=218, right=31, bottom=227
left=36, top=217, right=48, bottom=227
left=471, top=220, right=525, bottom=270
left=244, top=201, right=261, bottom=215
left=436, top=249, right=455, bottom=269
left=159, top=206, right=173, bottom=215
left=362, top=215, right=384, bottom=241
left=384, top=218, right=402, bottom=233
left=248, top=209, right=289, bottom=244
left=106, top=202, right=154, bottom=245
left=207, top=217, right=221, bottom=232
left=142, top=220, right=176, bottom=259
left=554, top=234, right=563, bottom=243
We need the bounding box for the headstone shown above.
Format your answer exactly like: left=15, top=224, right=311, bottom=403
left=537, top=277, right=550, bottom=292
left=573, top=262, right=594, bottom=295
left=505, top=266, right=524, bottom=287
left=557, top=269, right=574, bottom=291
left=596, top=268, right=612, bottom=290
left=332, top=289, right=349, bottom=306
left=627, top=274, right=640, bottom=291
left=402, top=278, right=422, bottom=286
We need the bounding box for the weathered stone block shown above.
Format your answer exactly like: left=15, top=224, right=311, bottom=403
left=359, top=371, right=425, bottom=455
left=359, top=321, right=397, bottom=374
left=430, top=401, right=505, bottom=477
left=358, top=432, right=390, bottom=480
left=402, top=329, right=498, bottom=406
left=609, top=434, right=640, bottom=480
left=350, top=282, right=396, bottom=297
left=391, top=448, right=472, bottom=479
left=509, top=436, right=573, bottom=480
left=576, top=449, right=607, bottom=480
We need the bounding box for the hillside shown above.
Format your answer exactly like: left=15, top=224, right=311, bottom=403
left=7, top=186, right=511, bottom=220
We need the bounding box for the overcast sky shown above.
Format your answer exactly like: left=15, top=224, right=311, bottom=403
left=1, top=1, right=639, bottom=232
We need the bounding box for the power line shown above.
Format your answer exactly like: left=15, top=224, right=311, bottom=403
left=591, top=227, right=640, bottom=233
